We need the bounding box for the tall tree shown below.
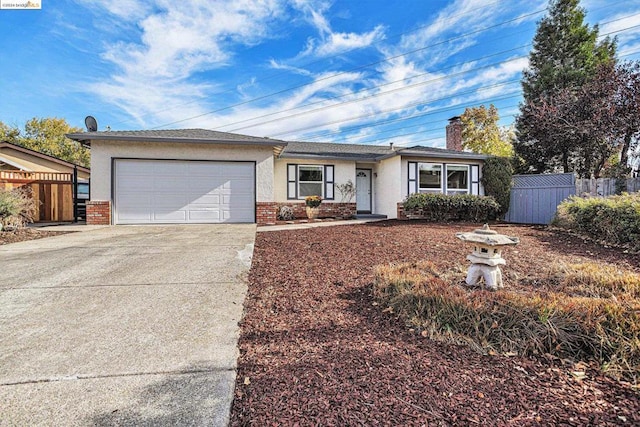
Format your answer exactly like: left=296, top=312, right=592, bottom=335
left=460, top=104, right=514, bottom=157
left=518, top=61, right=640, bottom=178
left=514, top=0, right=616, bottom=174
left=0, top=121, right=20, bottom=143
left=15, top=118, right=90, bottom=168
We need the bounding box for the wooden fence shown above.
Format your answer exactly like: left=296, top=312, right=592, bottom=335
left=575, top=177, right=640, bottom=197
left=0, top=171, right=75, bottom=222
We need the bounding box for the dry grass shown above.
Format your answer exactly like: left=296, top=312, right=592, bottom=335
left=373, top=260, right=640, bottom=383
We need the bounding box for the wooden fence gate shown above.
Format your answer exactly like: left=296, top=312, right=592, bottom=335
left=0, top=171, right=75, bottom=222
left=504, top=173, right=576, bottom=225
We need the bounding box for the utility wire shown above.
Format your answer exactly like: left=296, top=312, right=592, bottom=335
left=108, top=0, right=508, bottom=126
left=216, top=15, right=640, bottom=138
left=257, top=22, right=640, bottom=139
left=149, top=7, right=548, bottom=129
left=212, top=43, right=531, bottom=131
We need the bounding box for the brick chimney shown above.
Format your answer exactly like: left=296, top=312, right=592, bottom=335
left=446, top=116, right=463, bottom=151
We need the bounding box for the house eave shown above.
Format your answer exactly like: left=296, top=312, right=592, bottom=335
left=278, top=153, right=381, bottom=162
left=0, top=141, right=91, bottom=173
left=398, top=150, right=490, bottom=161
left=65, top=133, right=288, bottom=148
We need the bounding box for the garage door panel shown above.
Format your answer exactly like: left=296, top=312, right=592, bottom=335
left=188, top=180, right=225, bottom=192
left=115, top=160, right=255, bottom=224
left=191, top=194, right=222, bottom=205
left=153, top=210, right=188, bottom=222
left=188, top=210, right=221, bottom=221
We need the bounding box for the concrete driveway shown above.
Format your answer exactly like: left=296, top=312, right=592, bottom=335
left=0, top=225, right=255, bottom=426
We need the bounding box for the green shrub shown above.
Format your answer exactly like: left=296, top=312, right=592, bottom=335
left=402, top=193, right=500, bottom=222
left=553, top=193, right=640, bottom=250
left=0, top=187, right=36, bottom=228
left=373, top=260, right=640, bottom=382
left=480, top=157, right=513, bottom=217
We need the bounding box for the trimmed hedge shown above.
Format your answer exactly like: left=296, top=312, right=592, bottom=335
left=402, top=193, right=500, bottom=222
left=553, top=193, right=640, bottom=251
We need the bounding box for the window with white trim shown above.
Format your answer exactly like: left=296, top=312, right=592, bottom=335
left=410, top=162, right=476, bottom=195
left=287, top=164, right=335, bottom=200
left=445, top=164, right=469, bottom=194
left=418, top=163, right=442, bottom=193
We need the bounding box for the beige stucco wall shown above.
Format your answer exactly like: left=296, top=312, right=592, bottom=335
left=375, top=156, right=402, bottom=219
left=0, top=148, right=90, bottom=179
left=90, top=140, right=274, bottom=202
left=273, top=157, right=356, bottom=202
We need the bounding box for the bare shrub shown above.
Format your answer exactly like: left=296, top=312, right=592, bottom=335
left=0, top=187, right=36, bottom=228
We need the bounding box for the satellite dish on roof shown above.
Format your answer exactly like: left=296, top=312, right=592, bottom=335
left=85, top=116, right=98, bottom=132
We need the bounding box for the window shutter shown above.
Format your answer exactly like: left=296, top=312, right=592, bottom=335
left=408, top=162, right=417, bottom=194
left=471, top=165, right=480, bottom=195
left=287, top=164, right=297, bottom=199
left=324, top=165, right=335, bottom=200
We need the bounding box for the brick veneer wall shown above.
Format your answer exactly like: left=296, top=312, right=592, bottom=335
left=256, top=202, right=278, bottom=225
left=397, top=203, right=408, bottom=220
left=86, top=201, right=111, bottom=225
left=257, top=202, right=357, bottom=225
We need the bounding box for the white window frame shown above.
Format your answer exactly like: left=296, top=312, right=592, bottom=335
left=445, top=164, right=470, bottom=195
left=298, top=165, right=323, bottom=198
left=413, top=162, right=476, bottom=195
left=287, top=164, right=335, bottom=200
left=418, top=162, right=443, bottom=193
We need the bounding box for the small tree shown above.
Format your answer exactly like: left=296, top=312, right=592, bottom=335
left=481, top=157, right=513, bottom=217
left=461, top=105, right=514, bottom=157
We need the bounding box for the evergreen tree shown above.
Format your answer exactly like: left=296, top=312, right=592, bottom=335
left=515, top=0, right=616, bottom=174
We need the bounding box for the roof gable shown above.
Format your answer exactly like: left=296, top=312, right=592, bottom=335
left=0, top=141, right=90, bottom=172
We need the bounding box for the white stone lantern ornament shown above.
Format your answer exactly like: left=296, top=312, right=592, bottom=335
left=456, top=224, right=519, bottom=291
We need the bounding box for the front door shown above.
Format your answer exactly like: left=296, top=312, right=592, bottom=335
left=356, top=169, right=371, bottom=213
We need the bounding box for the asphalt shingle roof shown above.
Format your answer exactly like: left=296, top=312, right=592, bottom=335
left=280, top=141, right=489, bottom=161
left=66, top=129, right=287, bottom=146
left=280, top=141, right=395, bottom=160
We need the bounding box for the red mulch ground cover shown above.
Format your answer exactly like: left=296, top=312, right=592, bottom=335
left=231, top=221, right=639, bottom=426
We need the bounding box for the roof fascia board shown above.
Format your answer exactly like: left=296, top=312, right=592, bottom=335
left=0, top=154, right=33, bottom=171
left=66, top=133, right=287, bottom=147
left=278, top=153, right=380, bottom=162
left=399, top=150, right=489, bottom=160
left=0, top=141, right=90, bottom=172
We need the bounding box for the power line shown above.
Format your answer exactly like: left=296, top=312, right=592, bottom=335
left=149, top=7, right=548, bottom=129
left=253, top=22, right=640, bottom=140
left=225, top=56, right=527, bottom=133
left=108, top=0, right=508, bottom=127
left=271, top=92, right=522, bottom=139
left=212, top=43, right=531, bottom=132
left=105, top=0, right=629, bottom=128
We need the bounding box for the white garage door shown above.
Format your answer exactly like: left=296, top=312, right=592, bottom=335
left=114, top=159, right=255, bottom=224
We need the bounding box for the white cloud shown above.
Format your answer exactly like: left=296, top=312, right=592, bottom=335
left=80, top=0, right=286, bottom=127
left=290, top=0, right=385, bottom=57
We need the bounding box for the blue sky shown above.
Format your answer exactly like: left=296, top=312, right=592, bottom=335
left=2, top=0, right=640, bottom=148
